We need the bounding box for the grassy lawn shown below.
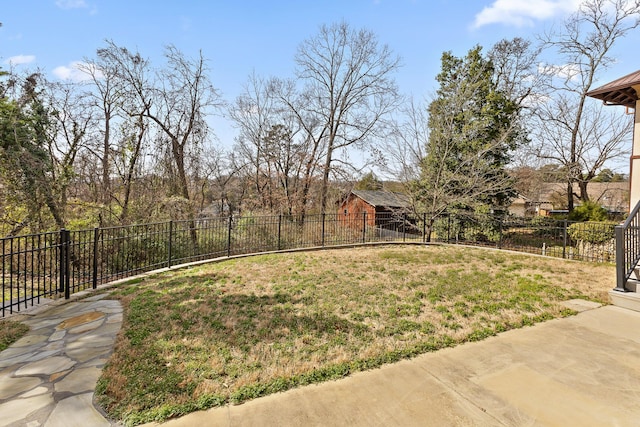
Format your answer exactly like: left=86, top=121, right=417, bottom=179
left=0, top=319, right=30, bottom=351
left=96, top=244, right=614, bottom=425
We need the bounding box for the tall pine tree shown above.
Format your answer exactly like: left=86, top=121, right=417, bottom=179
left=414, top=46, right=525, bottom=240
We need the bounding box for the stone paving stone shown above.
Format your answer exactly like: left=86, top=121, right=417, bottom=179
left=82, top=357, right=109, bottom=368
left=57, top=311, right=105, bottom=330
left=0, top=351, right=45, bottom=369
left=0, top=345, right=39, bottom=359
left=48, top=330, right=66, bottom=341
left=44, top=393, right=110, bottom=427
left=98, top=322, right=124, bottom=336
left=1, top=299, right=123, bottom=427
left=68, top=318, right=105, bottom=334
left=0, top=376, right=42, bottom=399
left=49, top=369, right=71, bottom=382
left=0, top=394, right=54, bottom=427
left=15, top=355, right=76, bottom=376
left=23, top=317, right=62, bottom=331
left=70, top=335, right=116, bottom=348
left=66, top=345, right=111, bottom=364
left=25, top=350, right=61, bottom=363
left=21, top=386, right=49, bottom=398
left=43, top=341, right=64, bottom=352
left=84, top=294, right=109, bottom=302
left=106, top=313, right=123, bottom=324
left=11, top=334, right=49, bottom=347
left=54, top=367, right=102, bottom=394
left=100, top=306, right=123, bottom=314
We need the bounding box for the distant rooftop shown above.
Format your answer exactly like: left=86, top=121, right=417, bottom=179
left=586, top=69, right=640, bottom=108
left=350, top=190, right=410, bottom=208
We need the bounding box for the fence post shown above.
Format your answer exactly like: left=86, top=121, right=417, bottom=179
left=278, top=215, right=282, bottom=251
left=422, top=213, right=426, bottom=243
left=362, top=212, right=367, bottom=243
left=447, top=214, right=451, bottom=242
left=321, top=213, right=326, bottom=247
left=615, top=225, right=627, bottom=292
left=63, top=229, right=70, bottom=299
left=58, top=229, right=67, bottom=295
left=227, top=215, right=233, bottom=257
left=403, top=212, right=407, bottom=242
left=92, top=228, right=99, bottom=289
left=167, top=221, right=173, bottom=268
left=497, top=217, right=503, bottom=249
left=562, top=219, right=568, bottom=259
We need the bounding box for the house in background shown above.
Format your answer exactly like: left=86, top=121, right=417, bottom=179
left=509, top=182, right=629, bottom=218
left=338, top=190, right=410, bottom=229
left=508, top=194, right=554, bottom=217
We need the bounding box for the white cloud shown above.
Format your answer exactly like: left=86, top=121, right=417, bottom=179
left=4, top=54, right=36, bottom=66
left=52, top=61, right=102, bottom=82
left=472, top=0, right=582, bottom=29
left=55, top=0, right=88, bottom=9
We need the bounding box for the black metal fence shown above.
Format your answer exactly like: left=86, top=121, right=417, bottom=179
left=615, top=200, right=640, bottom=291
left=1, top=212, right=617, bottom=317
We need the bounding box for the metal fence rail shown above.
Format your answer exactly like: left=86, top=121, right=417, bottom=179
left=615, top=200, right=640, bottom=291
left=1, top=212, right=619, bottom=317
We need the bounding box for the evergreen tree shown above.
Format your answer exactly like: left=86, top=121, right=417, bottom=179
left=414, top=46, right=525, bottom=239
left=416, top=46, right=523, bottom=214
left=0, top=72, right=63, bottom=233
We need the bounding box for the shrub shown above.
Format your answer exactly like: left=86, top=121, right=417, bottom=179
left=568, top=201, right=608, bottom=222
left=567, top=221, right=616, bottom=244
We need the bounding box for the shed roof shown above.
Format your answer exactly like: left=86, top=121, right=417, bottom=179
left=586, top=69, right=640, bottom=108
left=350, top=190, right=410, bottom=208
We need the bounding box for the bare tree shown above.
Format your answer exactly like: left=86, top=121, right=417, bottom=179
left=294, top=22, right=401, bottom=213
left=145, top=46, right=221, bottom=204
left=261, top=122, right=306, bottom=216
left=43, top=79, right=96, bottom=227
left=536, top=97, right=632, bottom=202
left=77, top=56, right=119, bottom=205
left=535, top=0, right=640, bottom=210
left=381, top=97, right=427, bottom=186
left=489, top=37, right=542, bottom=108
left=230, top=74, right=328, bottom=217
left=271, top=77, right=325, bottom=221
left=90, top=41, right=154, bottom=223
left=229, top=72, right=280, bottom=210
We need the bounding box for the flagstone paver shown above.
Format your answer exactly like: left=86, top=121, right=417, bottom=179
left=0, top=296, right=122, bottom=426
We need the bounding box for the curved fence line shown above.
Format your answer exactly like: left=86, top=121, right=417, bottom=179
left=1, top=212, right=616, bottom=317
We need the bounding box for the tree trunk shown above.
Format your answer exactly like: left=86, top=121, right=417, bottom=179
left=171, top=138, right=190, bottom=201
left=567, top=181, right=574, bottom=212
left=319, top=143, right=334, bottom=215
left=102, top=110, right=111, bottom=205
left=578, top=180, right=590, bottom=203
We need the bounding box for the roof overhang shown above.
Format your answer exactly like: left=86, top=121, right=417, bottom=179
left=586, top=70, right=640, bottom=108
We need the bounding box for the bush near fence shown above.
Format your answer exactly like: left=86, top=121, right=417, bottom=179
left=1, top=212, right=616, bottom=316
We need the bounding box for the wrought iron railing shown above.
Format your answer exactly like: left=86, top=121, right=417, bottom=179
left=1, top=211, right=618, bottom=317
left=615, top=200, right=640, bottom=292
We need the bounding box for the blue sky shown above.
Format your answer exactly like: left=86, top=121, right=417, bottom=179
left=1, top=0, right=638, bottom=148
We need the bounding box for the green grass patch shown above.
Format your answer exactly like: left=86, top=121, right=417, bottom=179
left=97, top=245, right=613, bottom=425
left=0, top=319, right=30, bottom=351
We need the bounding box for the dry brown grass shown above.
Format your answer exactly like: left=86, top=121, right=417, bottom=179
left=96, top=244, right=614, bottom=425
